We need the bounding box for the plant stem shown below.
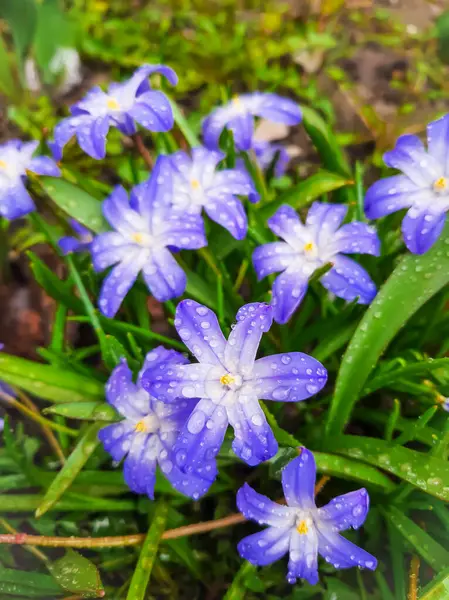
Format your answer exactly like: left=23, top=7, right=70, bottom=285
left=132, top=133, right=154, bottom=169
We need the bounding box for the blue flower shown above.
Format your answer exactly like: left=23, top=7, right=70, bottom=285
left=98, top=347, right=211, bottom=500
left=142, top=301, right=326, bottom=495
left=91, top=156, right=207, bottom=318
left=253, top=203, right=379, bottom=324
left=365, top=114, right=449, bottom=254
left=168, top=147, right=258, bottom=240
left=0, top=140, right=60, bottom=220
left=253, top=140, right=290, bottom=177
left=237, top=447, right=377, bottom=585
left=58, top=219, right=94, bottom=255
left=52, top=64, right=178, bottom=160
left=202, top=92, right=302, bottom=152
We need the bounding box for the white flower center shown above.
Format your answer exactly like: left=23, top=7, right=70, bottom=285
left=220, top=372, right=243, bottom=390
left=106, top=97, right=121, bottom=112
left=130, top=231, right=154, bottom=247
left=134, top=413, right=160, bottom=434
left=295, top=513, right=314, bottom=535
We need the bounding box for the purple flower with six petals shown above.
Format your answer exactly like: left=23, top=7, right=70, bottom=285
left=91, top=157, right=207, bottom=318
left=99, top=347, right=210, bottom=499
left=142, top=301, right=327, bottom=496
left=237, top=447, right=377, bottom=585
left=0, top=140, right=60, bottom=220
left=52, top=64, right=177, bottom=160
left=168, top=147, right=258, bottom=240
left=202, top=92, right=301, bottom=152
left=253, top=203, right=379, bottom=324
left=58, top=219, right=94, bottom=255
left=365, top=114, right=449, bottom=254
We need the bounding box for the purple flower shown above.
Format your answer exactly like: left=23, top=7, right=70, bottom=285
left=142, top=301, right=326, bottom=495
left=0, top=140, right=60, bottom=220
left=253, top=203, right=379, bottom=324
left=168, top=147, right=258, bottom=240
left=52, top=64, right=178, bottom=160
left=237, top=447, right=377, bottom=585
left=365, top=115, right=449, bottom=254
left=58, top=219, right=94, bottom=255
left=91, top=156, right=207, bottom=318
left=253, top=140, right=290, bottom=177
left=99, top=347, right=210, bottom=499
left=202, top=92, right=301, bottom=152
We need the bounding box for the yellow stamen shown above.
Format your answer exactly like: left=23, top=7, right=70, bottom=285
left=0, top=160, right=7, bottom=169
left=304, top=242, right=314, bottom=253
left=232, top=95, right=242, bottom=108
left=297, top=520, right=309, bottom=535
left=135, top=420, right=147, bottom=433
left=191, top=179, right=201, bottom=190
left=433, top=177, right=448, bottom=192
left=106, top=98, right=121, bottom=110
left=220, top=373, right=235, bottom=386
left=131, top=232, right=145, bottom=244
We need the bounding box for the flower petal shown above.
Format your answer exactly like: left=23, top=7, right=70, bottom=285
left=227, top=114, right=254, bottom=151
left=281, top=448, right=316, bottom=509
left=401, top=206, right=447, bottom=254
left=106, top=359, right=149, bottom=419
left=204, top=195, right=247, bottom=240
left=175, top=300, right=227, bottom=365
left=318, top=489, right=370, bottom=532
left=163, top=453, right=213, bottom=500
left=58, top=236, right=84, bottom=255
left=102, top=186, right=143, bottom=235
left=287, top=528, right=319, bottom=586
left=427, top=113, right=449, bottom=173
left=227, top=397, right=278, bottom=465
left=76, top=115, right=110, bottom=160
left=207, top=168, right=258, bottom=203
left=123, top=434, right=157, bottom=496
left=253, top=353, right=327, bottom=402
left=129, top=91, right=174, bottom=132
left=384, top=134, right=442, bottom=187
left=202, top=109, right=230, bottom=150
left=248, top=93, right=302, bottom=125
left=316, top=529, right=377, bottom=571
left=320, top=255, right=377, bottom=304
left=131, top=155, right=173, bottom=225
left=138, top=346, right=189, bottom=386
left=305, top=202, right=347, bottom=243
left=271, top=269, right=309, bottom=324
left=225, top=302, right=273, bottom=375
left=143, top=362, right=212, bottom=404
left=98, top=421, right=136, bottom=462
left=91, top=232, right=134, bottom=271
left=28, top=156, right=61, bottom=177
left=238, top=526, right=291, bottom=567
left=98, top=248, right=145, bottom=317
left=0, top=183, right=35, bottom=220
left=142, top=247, right=186, bottom=302
left=268, top=204, right=306, bottom=247
left=237, top=483, right=294, bottom=527
left=332, top=222, right=380, bottom=256
left=173, top=397, right=228, bottom=480
left=253, top=242, right=296, bottom=280
left=364, top=175, right=421, bottom=219
left=159, top=212, right=207, bottom=250
left=53, top=115, right=92, bottom=157
left=131, top=63, right=178, bottom=93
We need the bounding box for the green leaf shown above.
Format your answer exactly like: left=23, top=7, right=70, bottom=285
left=436, top=10, right=449, bottom=64
left=40, top=178, right=108, bottom=234
left=0, top=34, right=17, bottom=98
left=0, top=494, right=135, bottom=512
left=419, top=565, right=449, bottom=599
left=301, top=106, right=351, bottom=177
left=169, top=96, right=200, bottom=147
left=0, top=353, right=104, bottom=403
left=0, top=569, right=63, bottom=597
left=326, top=222, right=449, bottom=438
left=383, top=506, right=449, bottom=570
left=49, top=549, right=104, bottom=598
left=44, top=402, right=117, bottom=421
left=259, top=170, right=353, bottom=220
left=223, top=562, right=258, bottom=600
left=36, top=423, right=103, bottom=518
left=327, top=435, right=449, bottom=501
left=0, top=0, right=37, bottom=66
left=126, top=501, right=168, bottom=600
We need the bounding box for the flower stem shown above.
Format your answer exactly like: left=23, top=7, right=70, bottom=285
left=132, top=133, right=154, bottom=169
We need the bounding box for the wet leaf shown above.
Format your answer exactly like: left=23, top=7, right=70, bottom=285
left=326, top=223, right=449, bottom=438
left=223, top=561, right=258, bottom=600
left=327, top=435, right=449, bottom=501
left=419, top=565, right=449, bottom=599
left=44, top=402, right=118, bottom=421
left=0, top=569, right=63, bottom=597
left=49, top=549, right=104, bottom=598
